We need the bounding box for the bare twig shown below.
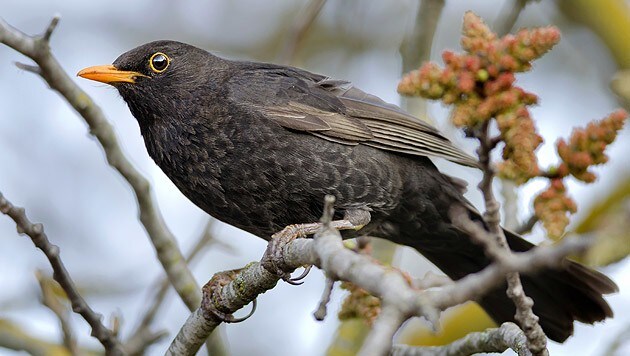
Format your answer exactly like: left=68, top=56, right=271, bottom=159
left=400, top=0, right=445, bottom=74
left=399, top=0, right=446, bottom=118
left=0, top=318, right=99, bottom=355
left=36, top=271, right=79, bottom=355
left=468, top=123, right=548, bottom=355
left=0, top=16, right=229, bottom=355
left=391, top=322, right=530, bottom=356
left=0, top=15, right=232, bottom=353
left=0, top=15, right=201, bottom=311
left=435, top=213, right=588, bottom=309
left=167, top=195, right=586, bottom=356
left=0, top=192, right=124, bottom=355
left=125, top=219, right=231, bottom=355
left=129, top=221, right=215, bottom=337
left=14, top=61, right=41, bottom=74
left=313, top=277, right=336, bottom=320
left=42, top=14, right=60, bottom=41
left=501, top=178, right=520, bottom=230
left=515, top=215, right=539, bottom=235
left=359, top=304, right=407, bottom=356
left=165, top=308, right=217, bottom=356
left=278, top=0, right=327, bottom=64
left=494, top=0, right=531, bottom=36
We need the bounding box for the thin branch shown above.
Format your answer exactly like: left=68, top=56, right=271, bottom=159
left=125, top=220, right=226, bottom=355
left=359, top=304, right=406, bottom=356
left=313, top=277, right=335, bottom=321
left=0, top=15, right=199, bottom=309
left=278, top=0, right=327, bottom=64
left=494, top=0, right=530, bottom=36
left=0, top=16, right=229, bottom=355
left=515, top=215, right=539, bottom=235
left=471, top=124, right=548, bottom=355
left=36, top=271, right=79, bottom=355
left=42, top=14, right=60, bottom=42
left=167, top=196, right=586, bottom=355
left=132, top=221, right=215, bottom=334
left=391, top=322, right=530, bottom=356
left=399, top=0, right=446, bottom=118
left=0, top=318, right=98, bottom=355
left=434, top=214, right=589, bottom=309
left=165, top=308, right=217, bottom=356
left=14, top=61, right=41, bottom=74
left=501, top=178, right=520, bottom=230
left=0, top=192, right=124, bottom=355
left=400, top=0, right=445, bottom=74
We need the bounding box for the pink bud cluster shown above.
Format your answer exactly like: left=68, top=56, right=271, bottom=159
left=556, top=110, right=627, bottom=183
left=534, top=179, right=577, bottom=239
left=536, top=110, right=627, bottom=238
left=398, top=12, right=627, bottom=239
left=398, top=11, right=559, bottom=184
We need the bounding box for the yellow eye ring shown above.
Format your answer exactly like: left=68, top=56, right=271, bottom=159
left=149, top=52, right=170, bottom=73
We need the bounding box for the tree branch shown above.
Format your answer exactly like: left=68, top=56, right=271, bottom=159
left=391, top=322, right=530, bottom=356
left=278, top=0, right=327, bottom=64
left=0, top=192, right=124, bottom=355
left=0, top=16, right=228, bottom=355
left=36, top=271, right=79, bottom=355
left=468, top=124, right=548, bottom=355
left=399, top=0, right=446, bottom=118
left=0, top=318, right=98, bottom=355
left=494, top=0, right=530, bottom=36
left=313, top=277, right=335, bottom=321
left=0, top=15, right=200, bottom=309
left=167, top=196, right=587, bottom=355
left=515, top=215, right=539, bottom=235
left=125, top=220, right=227, bottom=355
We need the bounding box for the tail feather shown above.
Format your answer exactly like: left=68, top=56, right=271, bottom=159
left=408, top=226, right=617, bottom=343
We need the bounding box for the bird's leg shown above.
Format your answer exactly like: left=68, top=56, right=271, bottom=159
left=262, top=209, right=371, bottom=284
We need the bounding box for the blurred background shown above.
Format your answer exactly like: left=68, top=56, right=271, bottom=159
left=1, top=0, right=629, bottom=355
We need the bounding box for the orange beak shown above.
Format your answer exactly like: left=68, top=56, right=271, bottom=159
left=77, top=65, right=146, bottom=84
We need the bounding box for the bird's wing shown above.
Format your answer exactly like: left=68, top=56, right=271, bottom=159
left=227, top=64, right=479, bottom=168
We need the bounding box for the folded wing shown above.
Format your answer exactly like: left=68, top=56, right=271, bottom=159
left=229, top=64, right=479, bottom=168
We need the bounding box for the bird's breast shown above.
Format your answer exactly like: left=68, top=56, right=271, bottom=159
left=140, top=114, right=405, bottom=239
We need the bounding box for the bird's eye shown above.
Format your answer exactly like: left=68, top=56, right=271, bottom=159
left=149, top=52, right=170, bottom=73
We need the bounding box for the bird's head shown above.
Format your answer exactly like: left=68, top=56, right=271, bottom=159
left=77, top=40, right=224, bottom=125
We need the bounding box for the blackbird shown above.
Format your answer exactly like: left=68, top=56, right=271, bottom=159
left=78, top=40, right=617, bottom=342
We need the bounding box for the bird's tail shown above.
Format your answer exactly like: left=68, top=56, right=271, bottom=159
left=406, top=217, right=618, bottom=342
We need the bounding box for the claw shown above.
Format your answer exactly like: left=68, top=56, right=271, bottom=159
left=225, top=299, right=257, bottom=323
left=289, top=265, right=313, bottom=283
left=208, top=299, right=257, bottom=323
left=285, top=276, right=305, bottom=285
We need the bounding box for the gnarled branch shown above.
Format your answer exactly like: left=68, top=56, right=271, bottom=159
left=0, top=192, right=124, bottom=355
left=167, top=196, right=588, bottom=356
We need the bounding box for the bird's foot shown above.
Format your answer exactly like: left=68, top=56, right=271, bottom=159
left=202, top=269, right=257, bottom=323
left=262, top=213, right=371, bottom=285
left=262, top=223, right=314, bottom=285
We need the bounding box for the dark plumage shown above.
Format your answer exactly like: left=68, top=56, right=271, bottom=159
left=78, top=40, right=617, bottom=342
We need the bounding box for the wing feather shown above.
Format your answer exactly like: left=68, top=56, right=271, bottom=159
left=230, top=64, right=479, bottom=168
